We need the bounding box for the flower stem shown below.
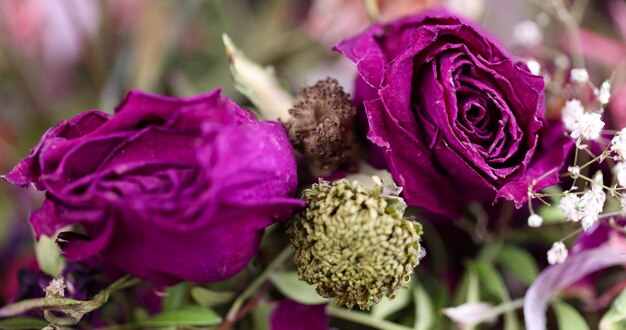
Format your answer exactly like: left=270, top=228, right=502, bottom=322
left=560, top=228, right=583, bottom=242
left=326, top=305, right=413, bottom=330
left=224, top=246, right=293, bottom=323
left=0, top=274, right=140, bottom=320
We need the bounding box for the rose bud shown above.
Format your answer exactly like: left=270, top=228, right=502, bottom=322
left=335, top=11, right=572, bottom=216
left=3, top=90, right=305, bottom=285
left=288, top=177, right=424, bottom=310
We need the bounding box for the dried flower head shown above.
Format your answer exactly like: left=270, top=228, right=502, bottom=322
left=44, top=278, right=66, bottom=298
left=284, top=78, right=356, bottom=171
left=288, top=178, right=424, bottom=310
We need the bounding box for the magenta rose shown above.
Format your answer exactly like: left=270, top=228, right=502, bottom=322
left=335, top=11, right=571, bottom=216
left=3, top=90, right=305, bottom=285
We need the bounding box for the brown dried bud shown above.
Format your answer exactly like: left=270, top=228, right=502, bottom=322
left=284, top=78, right=356, bottom=171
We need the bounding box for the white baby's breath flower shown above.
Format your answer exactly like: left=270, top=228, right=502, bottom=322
left=578, top=172, right=606, bottom=231
left=527, top=214, right=543, bottom=227
left=581, top=213, right=599, bottom=231
left=614, top=162, right=626, bottom=188
left=559, top=193, right=584, bottom=222
left=568, top=165, right=580, bottom=179
left=526, top=59, right=541, bottom=75
left=611, top=128, right=626, bottom=161
left=570, top=68, right=589, bottom=84
left=547, top=242, right=568, bottom=265
left=570, top=112, right=605, bottom=141
left=561, top=99, right=584, bottom=132
left=513, top=20, right=542, bottom=47
left=44, top=278, right=66, bottom=298
left=598, top=80, right=611, bottom=105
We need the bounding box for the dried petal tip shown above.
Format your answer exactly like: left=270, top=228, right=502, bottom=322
left=288, top=178, right=424, bottom=310
left=44, top=278, right=66, bottom=298
left=285, top=78, right=356, bottom=171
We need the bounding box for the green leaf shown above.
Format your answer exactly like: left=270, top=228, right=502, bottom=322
left=138, top=305, right=222, bottom=327
left=474, top=261, right=519, bottom=330
left=454, top=265, right=480, bottom=305
left=413, top=282, right=434, bottom=330
left=222, top=34, right=294, bottom=121
left=552, top=301, right=590, bottom=330
left=600, top=309, right=626, bottom=330
left=35, top=234, right=65, bottom=277
left=497, top=245, right=539, bottom=285
left=371, top=287, right=411, bottom=319
left=474, top=261, right=508, bottom=300
left=270, top=272, right=329, bottom=305
left=0, top=317, right=48, bottom=330
left=477, top=241, right=504, bottom=264
left=599, top=287, right=626, bottom=330
left=191, top=287, right=235, bottom=307
left=163, top=282, right=188, bottom=311
left=251, top=303, right=275, bottom=330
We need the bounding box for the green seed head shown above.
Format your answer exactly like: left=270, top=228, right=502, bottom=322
left=288, top=177, right=425, bottom=310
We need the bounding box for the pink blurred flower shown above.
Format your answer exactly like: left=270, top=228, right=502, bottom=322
left=0, top=123, right=16, bottom=172
left=270, top=300, right=329, bottom=330
left=578, top=0, right=626, bottom=129
left=105, top=0, right=145, bottom=32
left=0, top=0, right=100, bottom=68
left=306, top=0, right=440, bottom=45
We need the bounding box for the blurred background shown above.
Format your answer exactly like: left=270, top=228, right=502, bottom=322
left=0, top=0, right=624, bottom=310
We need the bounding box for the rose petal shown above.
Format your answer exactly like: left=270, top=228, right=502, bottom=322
left=270, top=300, right=329, bottom=330
left=524, top=244, right=626, bottom=330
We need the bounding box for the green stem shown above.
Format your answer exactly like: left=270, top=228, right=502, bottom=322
left=577, top=174, right=615, bottom=192
left=364, top=0, right=380, bottom=22
left=327, top=306, right=413, bottom=330
left=560, top=228, right=583, bottom=242
left=0, top=275, right=140, bottom=320
left=225, top=246, right=293, bottom=322
left=578, top=153, right=607, bottom=170
left=600, top=210, right=626, bottom=219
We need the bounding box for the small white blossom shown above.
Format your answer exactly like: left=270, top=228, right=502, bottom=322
left=579, top=173, right=606, bottom=231
left=44, top=278, right=65, bottom=298
left=526, top=59, right=541, bottom=75
left=621, top=194, right=626, bottom=211
left=598, top=80, right=611, bottom=105
left=568, top=165, right=580, bottom=179
left=527, top=214, right=543, bottom=227
left=570, top=68, right=589, bottom=84
left=582, top=213, right=599, bottom=231
left=561, top=99, right=584, bottom=132
left=614, top=162, right=626, bottom=188
left=570, top=112, right=605, bottom=141
left=513, top=20, right=543, bottom=47
left=547, top=242, right=568, bottom=265
left=559, top=193, right=584, bottom=222
left=611, top=128, right=626, bottom=161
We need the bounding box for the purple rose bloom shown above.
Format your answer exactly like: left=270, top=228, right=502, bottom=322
left=335, top=11, right=571, bottom=215
left=3, top=90, right=305, bottom=285
left=270, top=300, right=329, bottom=330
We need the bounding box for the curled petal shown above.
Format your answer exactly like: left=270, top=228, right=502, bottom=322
left=524, top=244, right=626, bottom=330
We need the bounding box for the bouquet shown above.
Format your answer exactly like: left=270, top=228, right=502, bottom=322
left=0, top=0, right=625, bottom=329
